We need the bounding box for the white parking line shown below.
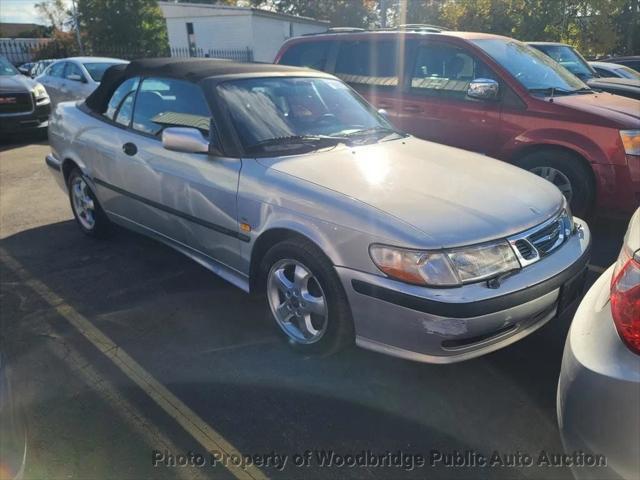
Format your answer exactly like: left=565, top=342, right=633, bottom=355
left=23, top=311, right=210, bottom=480
left=0, top=247, right=268, bottom=480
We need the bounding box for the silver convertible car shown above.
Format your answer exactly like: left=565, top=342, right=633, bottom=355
left=46, top=59, right=591, bottom=362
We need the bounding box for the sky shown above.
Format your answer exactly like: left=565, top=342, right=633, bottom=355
left=0, top=0, right=66, bottom=25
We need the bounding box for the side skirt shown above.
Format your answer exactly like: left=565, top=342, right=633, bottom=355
left=106, top=211, right=250, bottom=293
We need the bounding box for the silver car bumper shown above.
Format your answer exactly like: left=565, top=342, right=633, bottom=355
left=337, top=218, right=591, bottom=363
left=557, top=264, right=640, bottom=480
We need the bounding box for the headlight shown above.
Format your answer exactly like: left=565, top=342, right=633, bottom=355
left=620, top=130, right=640, bottom=156
left=369, top=241, right=521, bottom=287
left=32, top=82, right=49, bottom=100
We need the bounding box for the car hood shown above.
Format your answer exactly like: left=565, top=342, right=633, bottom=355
left=550, top=91, right=640, bottom=126
left=257, top=137, right=564, bottom=248
left=0, top=74, right=36, bottom=94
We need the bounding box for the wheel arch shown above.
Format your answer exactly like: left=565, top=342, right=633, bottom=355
left=510, top=144, right=602, bottom=212
left=61, top=158, right=80, bottom=186
left=249, top=227, right=335, bottom=293
left=510, top=143, right=597, bottom=192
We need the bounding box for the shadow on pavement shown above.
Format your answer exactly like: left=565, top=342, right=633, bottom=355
left=0, top=129, right=48, bottom=151
left=0, top=219, right=580, bottom=479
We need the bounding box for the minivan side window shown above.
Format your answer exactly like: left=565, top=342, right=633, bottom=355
left=132, top=77, right=211, bottom=136
left=334, top=40, right=398, bottom=88
left=410, top=44, right=498, bottom=100
left=104, top=77, right=140, bottom=121
left=279, top=41, right=332, bottom=70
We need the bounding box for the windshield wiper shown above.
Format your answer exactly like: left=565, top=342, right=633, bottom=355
left=528, top=87, right=574, bottom=96
left=528, top=86, right=592, bottom=96
left=340, top=126, right=403, bottom=138
left=246, top=134, right=348, bottom=153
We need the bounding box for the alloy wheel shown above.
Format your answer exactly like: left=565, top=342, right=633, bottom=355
left=71, top=176, right=96, bottom=230
left=267, top=259, right=329, bottom=344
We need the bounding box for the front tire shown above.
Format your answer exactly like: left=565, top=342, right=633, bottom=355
left=260, top=238, right=354, bottom=355
left=516, top=150, right=595, bottom=217
left=68, top=168, right=110, bottom=238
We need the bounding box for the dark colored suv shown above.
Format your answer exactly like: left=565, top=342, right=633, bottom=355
left=275, top=31, right=640, bottom=216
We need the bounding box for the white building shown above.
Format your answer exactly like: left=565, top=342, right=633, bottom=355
left=159, top=2, right=328, bottom=62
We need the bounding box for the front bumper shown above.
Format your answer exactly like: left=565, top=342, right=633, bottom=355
left=0, top=101, right=50, bottom=133
left=338, top=218, right=591, bottom=363
left=557, top=265, right=640, bottom=480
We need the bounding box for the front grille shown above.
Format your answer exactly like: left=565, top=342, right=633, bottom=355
left=528, top=219, right=563, bottom=256
left=508, top=210, right=572, bottom=267
left=0, top=92, right=33, bottom=115
left=515, top=239, right=535, bottom=260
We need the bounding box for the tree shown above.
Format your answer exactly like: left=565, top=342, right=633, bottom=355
left=35, top=0, right=73, bottom=31
left=77, top=0, right=169, bottom=56
left=251, top=0, right=378, bottom=28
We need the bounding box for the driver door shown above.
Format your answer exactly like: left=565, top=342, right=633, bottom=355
left=94, top=77, right=244, bottom=272
left=394, top=41, right=502, bottom=156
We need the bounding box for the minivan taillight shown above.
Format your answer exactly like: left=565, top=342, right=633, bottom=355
left=610, top=245, right=640, bottom=355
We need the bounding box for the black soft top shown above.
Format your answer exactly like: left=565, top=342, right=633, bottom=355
left=84, top=58, right=316, bottom=113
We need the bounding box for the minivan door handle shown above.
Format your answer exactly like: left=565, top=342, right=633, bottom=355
left=402, top=105, right=423, bottom=113
left=122, top=142, right=138, bottom=156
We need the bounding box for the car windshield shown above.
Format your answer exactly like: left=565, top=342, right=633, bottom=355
left=472, top=39, right=589, bottom=94
left=217, top=77, right=402, bottom=155
left=83, top=62, right=120, bottom=82
left=531, top=44, right=595, bottom=80
left=614, top=65, right=640, bottom=80
left=0, top=57, right=18, bottom=76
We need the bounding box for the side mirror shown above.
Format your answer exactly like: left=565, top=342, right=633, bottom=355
left=67, top=74, right=86, bottom=83
left=162, top=127, right=210, bottom=154
left=467, top=78, right=499, bottom=101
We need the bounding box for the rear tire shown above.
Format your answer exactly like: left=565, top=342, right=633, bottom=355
left=67, top=168, right=111, bottom=238
left=516, top=150, right=594, bottom=217
left=260, top=237, right=354, bottom=356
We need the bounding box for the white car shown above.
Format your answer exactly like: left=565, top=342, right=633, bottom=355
left=36, top=56, right=127, bottom=106
left=558, top=208, right=639, bottom=479
left=589, top=61, right=640, bottom=80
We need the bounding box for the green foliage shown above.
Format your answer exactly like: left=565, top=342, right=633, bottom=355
left=77, top=0, right=169, bottom=56
left=395, top=0, right=638, bottom=56
left=250, top=0, right=378, bottom=28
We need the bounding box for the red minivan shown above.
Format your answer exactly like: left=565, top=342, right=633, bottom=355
left=275, top=30, right=640, bottom=216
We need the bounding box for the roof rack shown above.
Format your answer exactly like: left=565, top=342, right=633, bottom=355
left=301, top=24, right=447, bottom=37
left=328, top=27, right=366, bottom=33
left=301, top=27, right=365, bottom=36
left=396, top=24, right=448, bottom=32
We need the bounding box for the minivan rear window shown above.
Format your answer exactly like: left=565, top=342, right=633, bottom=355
left=279, top=41, right=332, bottom=70
left=334, top=40, right=398, bottom=88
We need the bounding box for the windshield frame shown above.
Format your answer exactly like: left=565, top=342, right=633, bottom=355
left=213, top=75, right=403, bottom=157
left=471, top=38, right=589, bottom=95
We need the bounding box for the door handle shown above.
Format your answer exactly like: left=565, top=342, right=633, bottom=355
left=122, top=142, right=138, bottom=156
left=402, top=105, right=423, bottom=113
left=377, top=102, right=393, bottom=109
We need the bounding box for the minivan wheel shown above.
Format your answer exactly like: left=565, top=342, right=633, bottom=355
left=516, top=150, right=594, bottom=217
left=261, top=238, right=354, bottom=355
left=68, top=168, right=110, bottom=238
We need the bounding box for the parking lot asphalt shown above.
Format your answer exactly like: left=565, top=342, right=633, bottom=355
left=0, top=135, right=630, bottom=480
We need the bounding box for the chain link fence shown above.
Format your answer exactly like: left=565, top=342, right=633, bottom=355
left=1, top=39, right=254, bottom=65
